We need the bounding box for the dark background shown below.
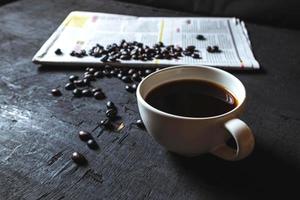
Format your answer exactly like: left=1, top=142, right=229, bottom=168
left=119, top=0, right=300, bottom=29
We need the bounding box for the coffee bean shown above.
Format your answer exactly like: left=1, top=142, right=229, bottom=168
left=73, top=88, right=82, bottom=97
left=192, top=53, right=200, bottom=59
left=51, top=88, right=62, bottom=96
left=101, top=55, right=109, bottom=62
left=131, top=83, right=138, bottom=92
left=117, top=73, right=123, bottom=79
left=84, top=71, right=92, bottom=76
left=121, top=76, right=131, bottom=83
left=91, top=88, right=102, bottom=94
left=94, top=71, right=104, bottom=78
left=70, top=51, right=76, bottom=56
left=82, top=78, right=90, bottom=86
left=78, top=131, right=92, bottom=141
left=69, top=75, right=79, bottom=82
left=82, top=89, right=93, bottom=97
left=109, top=56, right=118, bottom=62
left=212, top=45, right=220, bottom=52
left=120, top=55, right=130, bottom=60
left=71, top=152, right=87, bottom=165
left=206, top=46, right=213, bottom=53
left=106, top=101, right=115, bottom=109
left=106, top=108, right=117, bottom=119
left=104, top=65, right=112, bottom=71
left=183, top=51, right=192, bottom=56
left=196, top=34, right=206, bottom=40
left=144, top=69, right=153, bottom=76
left=186, top=45, right=196, bottom=51
left=102, top=69, right=110, bottom=77
left=94, top=91, right=105, bottom=100
left=88, top=68, right=96, bottom=73
left=55, top=48, right=63, bottom=55
left=87, top=139, right=99, bottom=150
left=128, top=68, right=136, bottom=75
left=74, top=80, right=85, bottom=87
left=65, top=83, right=75, bottom=90
left=110, top=69, right=117, bottom=77
left=137, top=70, right=144, bottom=76
left=125, top=85, right=134, bottom=93
left=131, top=73, right=141, bottom=82
left=84, top=74, right=96, bottom=82
left=80, top=50, right=87, bottom=56
left=136, top=119, right=145, bottom=129
left=100, top=118, right=111, bottom=128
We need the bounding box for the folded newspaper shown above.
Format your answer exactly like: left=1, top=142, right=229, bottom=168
left=32, top=11, right=260, bottom=70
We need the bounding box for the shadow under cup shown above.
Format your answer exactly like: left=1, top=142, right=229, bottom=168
left=136, top=65, right=250, bottom=158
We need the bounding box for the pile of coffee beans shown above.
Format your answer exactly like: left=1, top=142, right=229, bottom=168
left=51, top=65, right=160, bottom=98
left=69, top=40, right=201, bottom=62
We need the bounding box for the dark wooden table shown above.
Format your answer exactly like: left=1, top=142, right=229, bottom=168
left=1, top=0, right=299, bottom=199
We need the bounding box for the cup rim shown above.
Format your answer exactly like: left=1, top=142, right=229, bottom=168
left=136, top=65, right=246, bottom=120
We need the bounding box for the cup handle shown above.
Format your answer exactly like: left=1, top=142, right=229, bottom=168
left=210, top=118, right=255, bottom=161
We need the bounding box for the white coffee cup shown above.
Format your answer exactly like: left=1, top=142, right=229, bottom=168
left=136, top=65, right=255, bottom=161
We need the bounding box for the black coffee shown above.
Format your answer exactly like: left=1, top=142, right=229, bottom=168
left=145, top=79, right=237, bottom=118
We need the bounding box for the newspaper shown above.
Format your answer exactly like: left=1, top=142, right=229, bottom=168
left=32, top=11, right=260, bottom=70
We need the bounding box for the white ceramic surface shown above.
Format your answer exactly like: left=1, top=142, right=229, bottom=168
left=136, top=65, right=255, bottom=161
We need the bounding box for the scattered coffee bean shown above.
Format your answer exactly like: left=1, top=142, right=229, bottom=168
left=131, top=83, right=138, bottom=92
left=71, top=152, right=87, bottom=165
left=51, top=88, right=62, bottom=96
left=65, top=82, right=75, bottom=90
left=55, top=48, right=63, bottom=55
left=144, top=69, right=153, bottom=76
left=117, top=73, right=123, bottom=79
left=78, top=131, right=92, bottom=141
left=213, top=45, right=220, bottom=52
left=69, top=75, right=79, bottom=82
left=102, top=69, right=111, bottom=77
left=94, top=71, right=104, bottom=78
left=91, top=88, right=102, bottom=94
left=100, top=118, right=112, bottom=129
left=196, top=34, right=206, bottom=40
left=82, top=89, right=93, bottom=97
left=131, top=73, right=141, bottom=82
left=192, top=53, right=200, bottom=59
left=94, top=91, right=105, bottom=100
left=110, top=69, right=117, bottom=77
left=82, top=78, right=90, bottom=86
left=106, top=108, right=117, bottom=119
left=125, top=85, right=135, bottom=93
left=87, top=139, right=99, bottom=150
left=128, top=68, right=136, bottom=75
left=121, top=76, right=131, bottom=83
left=106, top=101, right=115, bottom=109
left=74, top=80, right=85, bottom=87
left=207, top=45, right=221, bottom=53
left=84, top=74, right=96, bottom=81
left=72, top=88, right=82, bottom=97
left=101, top=55, right=109, bottom=62
left=88, top=68, right=97, bottom=73
left=136, top=119, right=145, bottom=129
